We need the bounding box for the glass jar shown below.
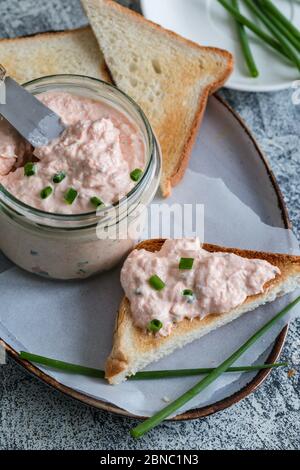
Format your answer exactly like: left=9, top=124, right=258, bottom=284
left=0, top=75, right=161, bottom=280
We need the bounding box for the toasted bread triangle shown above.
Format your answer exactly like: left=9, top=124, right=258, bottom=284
left=0, top=27, right=110, bottom=84
left=105, top=239, right=300, bottom=384
left=81, top=0, right=233, bottom=196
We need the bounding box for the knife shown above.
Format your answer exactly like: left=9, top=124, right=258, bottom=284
left=0, top=64, right=65, bottom=147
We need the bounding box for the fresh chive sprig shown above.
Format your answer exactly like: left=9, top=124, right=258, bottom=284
left=20, top=352, right=106, bottom=378
left=232, top=0, right=259, bottom=77
left=262, top=0, right=300, bottom=42
left=243, top=0, right=300, bottom=70
left=217, top=0, right=291, bottom=61
left=259, top=0, right=300, bottom=53
left=130, top=296, right=300, bottom=438
left=132, top=362, right=288, bottom=380
left=19, top=351, right=287, bottom=380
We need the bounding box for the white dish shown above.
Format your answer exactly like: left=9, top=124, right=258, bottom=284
left=141, top=0, right=300, bottom=92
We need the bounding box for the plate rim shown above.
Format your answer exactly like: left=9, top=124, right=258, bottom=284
left=0, top=94, right=291, bottom=421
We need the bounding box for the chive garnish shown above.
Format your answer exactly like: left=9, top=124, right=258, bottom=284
left=53, top=172, right=66, bottom=184
left=90, top=196, right=104, bottom=208
left=148, top=319, right=163, bottom=333
left=130, top=168, right=143, bottom=182
left=149, top=275, right=166, bottom=291
left=64, top=188, right=78, bottom=205
left=18, top=351, right=288, bottom=380
left=24, top=162, right=37, bottom=177
left=40, top=186, right=53, bottom=200
left=130, top=296, right=300, bottom=438
left=179, top=258, right=194, bottom=270
left=183, top=289, right=194, bottom=297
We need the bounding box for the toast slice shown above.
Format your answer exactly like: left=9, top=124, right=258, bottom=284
left=81, top=0, right=233, bottom=196
left=0, top=26, right=111, bottom=83
left=105, top=239, right=300, bottom=384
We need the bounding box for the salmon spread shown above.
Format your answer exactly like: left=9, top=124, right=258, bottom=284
left=0, top=91, right=146, bottom=214
left=121, top=238, right=281, bottom=336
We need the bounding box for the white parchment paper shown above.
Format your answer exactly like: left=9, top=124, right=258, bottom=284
left=0, top=170, right=299, bottom=418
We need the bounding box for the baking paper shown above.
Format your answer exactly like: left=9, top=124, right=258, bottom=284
left=0, top=169, right=299, bottom=417
left=0, top=96, right=299, bottom=417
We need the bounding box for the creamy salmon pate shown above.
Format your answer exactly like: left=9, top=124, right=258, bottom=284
left=0, top=91, right=146, bottom=214
left=121, top=239, right=281, bottom=336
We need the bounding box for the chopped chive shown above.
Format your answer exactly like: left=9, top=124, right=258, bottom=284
left=147, top=319, right=163, bottom=333
left=149, top=275, right=166, bottom=291
left=64, top=188, right=78, bottom=205
left=53, top=172, right=66, bottom=184
left=40, top=186, right=53, bottom=200
left=179, top=258, right=194, bottom=270
left=130, top=296, right=300, bottom=438
left=18, top=351, right=288, bottom=380
left=24, top=162, right=37, bottom=177
left=90, top=196, right=104, bottom=208
left=183, top=289, right=194, bottom=297
left=130, top=168, right=143, bottom=182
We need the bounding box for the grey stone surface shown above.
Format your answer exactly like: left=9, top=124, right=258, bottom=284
left=0, top=0, right=299, bottom=450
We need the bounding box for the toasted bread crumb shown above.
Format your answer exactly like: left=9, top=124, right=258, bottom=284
left=287, top=369, right=296, bottom=378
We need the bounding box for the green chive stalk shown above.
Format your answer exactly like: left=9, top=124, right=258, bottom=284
left=132, top=363, right=287, bottom=379
left=19, top=351, right=287, bottom=380
left=243, top=0, right=300, bottom=70
left=217, top=0, right=291, bottom=61
left=259, top=0, right=300, bottom=53
left=232, top=0, right=259, bottom=77
left=20, top=352, right=106, bottom=378
left=262, top=0, right=300, bottom=41
left=130, top=296, right=300, bottom=438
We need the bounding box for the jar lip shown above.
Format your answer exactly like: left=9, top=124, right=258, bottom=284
left=0, top=74, right=156, bottom=222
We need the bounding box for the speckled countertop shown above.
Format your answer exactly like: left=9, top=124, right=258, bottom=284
left=0, top=0, right=299, bottom=451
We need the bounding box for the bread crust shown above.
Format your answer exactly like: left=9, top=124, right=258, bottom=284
left=81, top=0, right=234, bottom=197
left=105, top=239, right=300, bottom=384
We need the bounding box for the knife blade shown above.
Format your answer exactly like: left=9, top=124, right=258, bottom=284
left=0, top=65, right=65, bottom=147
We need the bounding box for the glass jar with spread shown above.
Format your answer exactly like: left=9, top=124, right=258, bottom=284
left=0, top=75, right=161, bottom=279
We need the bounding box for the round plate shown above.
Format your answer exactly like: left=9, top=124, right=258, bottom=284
left=1, top=94, right=291, bottom=421
left=141, top=0, right=300, bottom=92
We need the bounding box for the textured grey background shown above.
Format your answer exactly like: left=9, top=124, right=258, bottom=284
left=0, top=0, right=299, bottom=450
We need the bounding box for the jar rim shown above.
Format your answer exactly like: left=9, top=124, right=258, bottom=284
left=0, top=74, right=156, bottom=223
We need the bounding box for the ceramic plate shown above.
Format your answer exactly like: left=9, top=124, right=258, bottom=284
left=0, top=94, right=292, bottom=420
left=141, top=0, right=300, bottom=92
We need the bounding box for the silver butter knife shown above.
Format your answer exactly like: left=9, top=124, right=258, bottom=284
left=0, top=64, right=65, bottom=147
